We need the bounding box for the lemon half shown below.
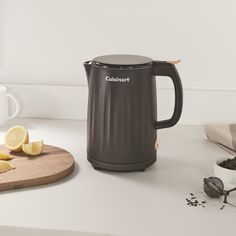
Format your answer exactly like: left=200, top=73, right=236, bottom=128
left=0, top=161, right=15, bottom=173
left=4, top=126, right=29, bottom=152
left=0, top=152, right=14, bottom=160
left=22, top=141, right=44, bottom=156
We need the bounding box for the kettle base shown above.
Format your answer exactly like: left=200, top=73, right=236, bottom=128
left=88, top=154, right=156, bottom=172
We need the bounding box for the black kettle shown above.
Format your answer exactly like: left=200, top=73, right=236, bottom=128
left=84, top=55, right=183, bottom=171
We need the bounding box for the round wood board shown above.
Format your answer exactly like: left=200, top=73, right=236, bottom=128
left=0, top=144, right=74, bottom=192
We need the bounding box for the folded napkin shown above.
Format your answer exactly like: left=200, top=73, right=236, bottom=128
left=205, top=124, right=236, bottom=154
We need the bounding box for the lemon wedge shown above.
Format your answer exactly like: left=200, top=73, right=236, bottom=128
left=0, top=152, right=14, bottom=160
left=22, top=141, right=44, bottom=156
left=0, top=161, right=15, bottom=174
left=4, top=126, right=29, bottom=152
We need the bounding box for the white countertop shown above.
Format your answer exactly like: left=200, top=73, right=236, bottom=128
left=0, top=119, right=235, bottom=236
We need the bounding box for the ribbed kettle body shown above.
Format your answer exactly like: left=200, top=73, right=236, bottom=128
left=87, top=65, right=157, bottom=165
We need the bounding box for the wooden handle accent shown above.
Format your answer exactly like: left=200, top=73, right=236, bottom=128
left=167, top=59, right=181, bottom=65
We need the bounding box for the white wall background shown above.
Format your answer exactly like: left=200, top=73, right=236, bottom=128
left=0, top=0, right=236, bottom=123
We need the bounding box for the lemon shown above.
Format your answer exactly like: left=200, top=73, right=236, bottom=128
left=22, top=140, right=44, bottom=156
left=4, top=126, right=29, bottom=152
left=0, top=161, right=15, bottom=174
left=0, top=152, right=14, bottom=160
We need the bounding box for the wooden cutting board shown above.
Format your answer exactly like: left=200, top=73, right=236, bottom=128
left=0, top=144, right=74, bottom=192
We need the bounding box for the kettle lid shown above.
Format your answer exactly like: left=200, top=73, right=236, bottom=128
left=93, top=54, right=153, bottom=68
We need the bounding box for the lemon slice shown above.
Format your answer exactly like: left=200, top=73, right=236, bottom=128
left=0, top=152, right=14, bottom=160
left=4, top=126, right=29, bottom=152
left=0, top=161, right=15, bottom=174
left=22, top=141, right=44, bottom=156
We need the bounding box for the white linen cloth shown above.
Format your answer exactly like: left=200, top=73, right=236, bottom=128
left=205, top=124, right=236, bottom=154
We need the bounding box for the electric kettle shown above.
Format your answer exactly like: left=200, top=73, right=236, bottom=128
left=84, top=55, right=183, bottom=171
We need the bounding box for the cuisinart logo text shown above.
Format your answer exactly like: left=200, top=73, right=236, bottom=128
left=105, top=76, right=130, bottom=83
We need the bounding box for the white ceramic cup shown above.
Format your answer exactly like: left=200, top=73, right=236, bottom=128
left=214, top=157, right=236, bottom=185
left=0, top=85, right=20, bottom=125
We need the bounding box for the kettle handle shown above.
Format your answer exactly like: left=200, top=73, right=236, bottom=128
left=152, top=61, right=183, bottom=129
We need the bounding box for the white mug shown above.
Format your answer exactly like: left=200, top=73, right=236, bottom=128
left=0, top=85, right=20, bottom=125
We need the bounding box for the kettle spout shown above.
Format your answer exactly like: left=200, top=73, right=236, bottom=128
left=84, top=61, right=92, bottom=83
